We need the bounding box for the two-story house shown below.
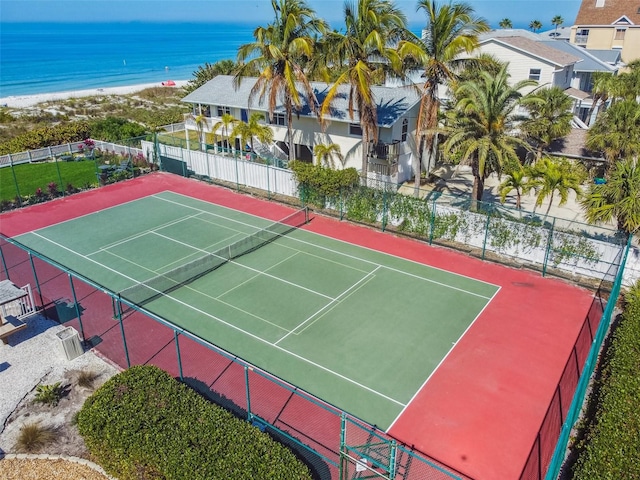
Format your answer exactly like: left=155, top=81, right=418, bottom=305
left=477, top=30, right=581, bottom=95
left=570, top=0, right=640, bottom=63
left=182, top=75, right=421, bottom=181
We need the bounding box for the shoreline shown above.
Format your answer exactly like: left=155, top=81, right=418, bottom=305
left=0, top=80, right=189, bottom=109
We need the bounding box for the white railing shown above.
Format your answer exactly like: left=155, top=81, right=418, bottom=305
left=141, top=141, right=298, bottom=198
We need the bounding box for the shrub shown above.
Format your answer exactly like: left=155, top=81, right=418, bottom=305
left=34, top=382, right=63, bottom=406
left=77, top=370, right=97, bottom=389
left=77, top=365, right=313, bottom=480
left=290, top=160, right=359, bottom=206
left=14, top=422, right=56, bottom=452
left=572, top=280, right=640, bottom=478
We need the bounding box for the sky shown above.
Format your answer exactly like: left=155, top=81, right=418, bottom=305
left=1, top=0, right=583, bottom=30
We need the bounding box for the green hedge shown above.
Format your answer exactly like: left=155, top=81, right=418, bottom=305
left=572, top=282, right=640, bottom=479
left=77, top=365, right=313, bottom=480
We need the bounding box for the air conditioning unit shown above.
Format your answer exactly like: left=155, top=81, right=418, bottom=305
left=56, top=327, right=83, bottom=360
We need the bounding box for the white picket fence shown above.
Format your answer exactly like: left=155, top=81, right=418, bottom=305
left=0, top=140, right=145, bottom=167
left=142, top=141, right=298, bottom=198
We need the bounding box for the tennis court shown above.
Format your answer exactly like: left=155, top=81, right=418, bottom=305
left=13, top=190, right=498, bottom=429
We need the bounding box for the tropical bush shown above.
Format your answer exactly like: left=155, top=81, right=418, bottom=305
left=34, top=382, right=64, bottom=406
left=290, top=160, right=359, bottom=206
left=88, top=117, right=146, bottom=142
left=77, top=365, right=313, bottom=480
left=0, top=121, right=90, bottom=155
left=572, top=281, right=640, bottom=479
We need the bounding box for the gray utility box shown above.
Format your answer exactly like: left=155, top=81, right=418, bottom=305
left=56, top=327, right=83, bottom=360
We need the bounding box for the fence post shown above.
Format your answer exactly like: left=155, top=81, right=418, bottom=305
left=381, top=189, right=389, bottom=232
left=266, top=164, right=271, bottom=200
left=54, top=155, right=64, bottom=195
left=542, top=217, right=556, bottom=277
left=481, top=211, right=492, bottom=260
left=428, top=196, right=438, bottom=245
left=116, top=296, right=131, bottom=368
left=235, top=155, right=240, bottom=191
left=339, top=413, right=347, bottom=480
left=9, top=157, right=23, bottom=207
left=244, top=366, right=252, bottom=421
left=174, top=331, right=184, bottom=381
left=68, top=275, right=85, bottom=343
left=28, top=253, right=44, bottom=307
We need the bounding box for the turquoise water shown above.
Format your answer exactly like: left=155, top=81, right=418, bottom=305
left=0, top=22, right=256, bottom=97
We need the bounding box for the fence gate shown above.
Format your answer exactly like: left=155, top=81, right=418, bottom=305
left=340, top=414, right=396, bottom=480
left=159, top=155, right=188, bottom=177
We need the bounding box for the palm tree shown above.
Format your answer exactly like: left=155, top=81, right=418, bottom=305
left=529, top=20, right=542, bottom=32
left=499, top=165, right=532, bottom=209
left=313, top=143, right=344, bottom=168
left=581, top=157, right=640, bottom=238
left=398, top=0, right=489, bottom=195
left=520, top=86, right=573, bottom=161
left=498, top=18, right=512, bottom=29
left=235, top=0, right=328, bottom=162
left=586, top=100, right=640, bottom=164
left=185, top=112, right=209, bottom=151
left=184, top=60, right=242, bottom=94
left=230, top=112, right=275, bottom=156
left=528, top=157, right=584, bottom=216
left=551, top=15, right=563, bottom=33
left=320, top=0, right=409, bottom=175
left=442, top=65, right=536, bottom=209
left=586, top=71, right=615, bottom=123
left=212, top=113, right=239, bottom=153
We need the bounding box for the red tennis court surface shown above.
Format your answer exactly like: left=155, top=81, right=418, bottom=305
left=0, top=173, right=594, bottom=479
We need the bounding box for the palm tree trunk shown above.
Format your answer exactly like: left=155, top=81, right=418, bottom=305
left=516, top=191, right=522, bottom=209
left=471, top=174, right=485, bottom=211
left=545, top=192, right=555, bottom=216
left=361, top=129, right=369, bottom=176
left=286, top=101, right=295, bottom=163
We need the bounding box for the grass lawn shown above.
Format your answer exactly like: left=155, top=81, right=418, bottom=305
left=0, top=160, right=99, bottom=201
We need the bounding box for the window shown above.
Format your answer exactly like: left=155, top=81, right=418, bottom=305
left=349, top=123, right=363, bottom=136
left=270, top=113, right=286, bottom=126
left=575, top=28, right=589, bottom=44
left=216, top=106, right=231, bottom=116
left=529, top=68, right=541, bottom=81
left=401, top=119, right=408, bottom=142
left=615, top=28, right=626, bottom=40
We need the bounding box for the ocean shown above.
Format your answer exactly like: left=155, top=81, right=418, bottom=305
left=0, top=22, right=257, bottom=97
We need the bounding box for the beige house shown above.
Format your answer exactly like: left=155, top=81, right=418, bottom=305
left=570, top=0, right=640, bottom=63
left=476, top=32, right=582, bottom=96
left=182, top=75, right=422, bottom=182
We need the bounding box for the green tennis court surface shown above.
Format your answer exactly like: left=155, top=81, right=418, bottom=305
left=15, top=191, right=499, bottom=429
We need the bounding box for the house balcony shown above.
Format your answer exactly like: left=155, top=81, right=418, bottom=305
left=367, top=140, right=400, bottom=176
left=574, top=34, right=589, bottom=45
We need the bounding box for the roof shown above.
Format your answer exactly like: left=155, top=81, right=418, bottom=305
left=564, top=86, right=591, bottom=100
left=575, top=0, right=640, bottom=25
left=480, top=34, right=582, bottom=66
left=540, top=40, right=618, bottom=72
left=182, top=75, right=421, bottom=128
left=587, top=48, right=623, bottom=64
left=538, top=26, right=573, bottom=39
left=546, top=128, right=605, bottom=160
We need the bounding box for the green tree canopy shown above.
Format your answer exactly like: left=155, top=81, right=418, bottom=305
left=581, top=157, right=640, bottom=237
left=398, top=0, right=489, bottom=194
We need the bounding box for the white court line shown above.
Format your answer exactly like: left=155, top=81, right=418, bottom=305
left=31, top=232, right=143, bottom=284
left=153, top=290, right=406, bottom=407
left=27, top=225, right=406, bottom=406
left=385, top=285, right=502, bottom=432
left=275, top=266, right=381, bottom=345
left=97, top=212, right=205, bottom=252
left=157, top=193, right=496, bottom=298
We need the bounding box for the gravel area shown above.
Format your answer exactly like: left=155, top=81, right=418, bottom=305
left=0, top=315, right=120, bottom=458
left=0, top=457, right=112, bottom=479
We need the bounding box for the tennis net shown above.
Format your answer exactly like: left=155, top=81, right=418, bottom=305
left=119, top=207, right=308, bottom=306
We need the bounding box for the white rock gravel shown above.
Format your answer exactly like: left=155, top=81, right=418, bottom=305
left=0, top=315, right=119, bottom=453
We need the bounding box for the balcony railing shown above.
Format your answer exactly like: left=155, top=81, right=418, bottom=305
left=367, top=140, right=400, bottom=176
left=574, top=34, right=589, bottom=45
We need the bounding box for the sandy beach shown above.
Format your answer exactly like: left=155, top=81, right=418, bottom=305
left=0, top=80, right=189, bottom=109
